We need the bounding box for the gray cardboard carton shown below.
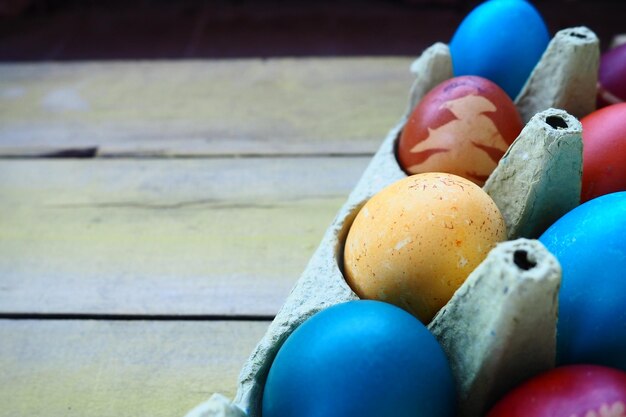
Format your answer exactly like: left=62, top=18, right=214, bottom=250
left=186, top=26, right=598, bottom=417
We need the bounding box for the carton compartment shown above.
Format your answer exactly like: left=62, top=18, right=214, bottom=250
left=333, top=200, right=366, bottom=280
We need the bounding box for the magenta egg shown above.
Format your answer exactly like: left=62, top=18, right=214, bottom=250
left=487, top=365, right=626, bottom=417
left=598, top=43, right=626, bottom=108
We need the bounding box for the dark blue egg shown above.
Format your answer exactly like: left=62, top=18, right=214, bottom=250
left=262, top=300, right=456, bottom=417
left=450, top=0, right=550, bottom=99
left=539, top=192, right=626, bottom=370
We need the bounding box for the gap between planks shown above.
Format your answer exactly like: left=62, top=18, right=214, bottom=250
left=0, top=58, right=415, bottom=158
left=0, top=312, right=275, bottom=321
left=0, top=151, right=376, bottom=159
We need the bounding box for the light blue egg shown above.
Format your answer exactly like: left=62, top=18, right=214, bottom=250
left=450, top=0, right=550, bottom=99
left=539, top=192, right=626, bottom=370
left=262, top=300, right=456, bottom=417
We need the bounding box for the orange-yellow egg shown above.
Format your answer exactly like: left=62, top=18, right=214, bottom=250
left=343, top=172, right=506, bottom=323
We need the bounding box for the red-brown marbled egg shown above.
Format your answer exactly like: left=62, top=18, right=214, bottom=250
left=397, top=76, right=523, bottom=186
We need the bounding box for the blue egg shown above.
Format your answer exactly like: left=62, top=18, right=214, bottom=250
left=450, top=0, right=550, bottom=99
left=539, top=192, right=626, bottom=370
left=262, top=300, right=456, bottom=417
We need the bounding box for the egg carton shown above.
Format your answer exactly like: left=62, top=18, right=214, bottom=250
left=186, top=27, right=599, bottom=417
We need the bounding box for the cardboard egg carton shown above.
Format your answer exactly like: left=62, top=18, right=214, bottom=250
left=186, top=27, right=599, bottom=417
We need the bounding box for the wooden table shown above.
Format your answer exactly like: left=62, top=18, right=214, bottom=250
left=0, top=57, right=414, bottom=416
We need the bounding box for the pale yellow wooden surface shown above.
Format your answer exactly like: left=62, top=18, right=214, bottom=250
left=0, top=156, right=370, bottom=315
left=0, top=58, right=413, bottom=157
left=0, top=58, right=409, bottom=417
left=0, top=319, right=270, bottom=417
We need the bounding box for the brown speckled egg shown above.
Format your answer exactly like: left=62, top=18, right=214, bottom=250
left=397, top=76, right=523, bottom=186
left=343, top=172, right=506, bottom=323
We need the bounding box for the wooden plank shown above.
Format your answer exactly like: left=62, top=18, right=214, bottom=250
left=0, top=157, right=369, bottom=316
left=0, top=58, right=413, bottom=157
left=0, top=319, right=269, bottom=417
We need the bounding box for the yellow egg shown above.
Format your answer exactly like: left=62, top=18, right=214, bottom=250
left=343, top=172, right=506, bottom=323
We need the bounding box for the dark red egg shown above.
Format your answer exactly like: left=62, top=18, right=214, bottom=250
left=397, top=76, right=523, bottom=186
left=487, top=365, right=626, bottom=417
left=598, top=43, right=626, bottom=108
left=581, top=102, right=626, bottom=202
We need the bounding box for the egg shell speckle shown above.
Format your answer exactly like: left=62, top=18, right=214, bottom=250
left=343, top=172, right=507, bottom=323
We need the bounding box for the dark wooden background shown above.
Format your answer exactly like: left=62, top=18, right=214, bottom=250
left=1, top=0, right=625, bottom=61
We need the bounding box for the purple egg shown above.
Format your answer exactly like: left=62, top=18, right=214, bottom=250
left=598, top=43, right=626, bottom=107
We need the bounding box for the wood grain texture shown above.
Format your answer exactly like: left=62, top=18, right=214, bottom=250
left=0, top=157, right=370, bottom=316
left=0, top=58, right=413, bottom=157
left=0, top=319, right=269, bottom=417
